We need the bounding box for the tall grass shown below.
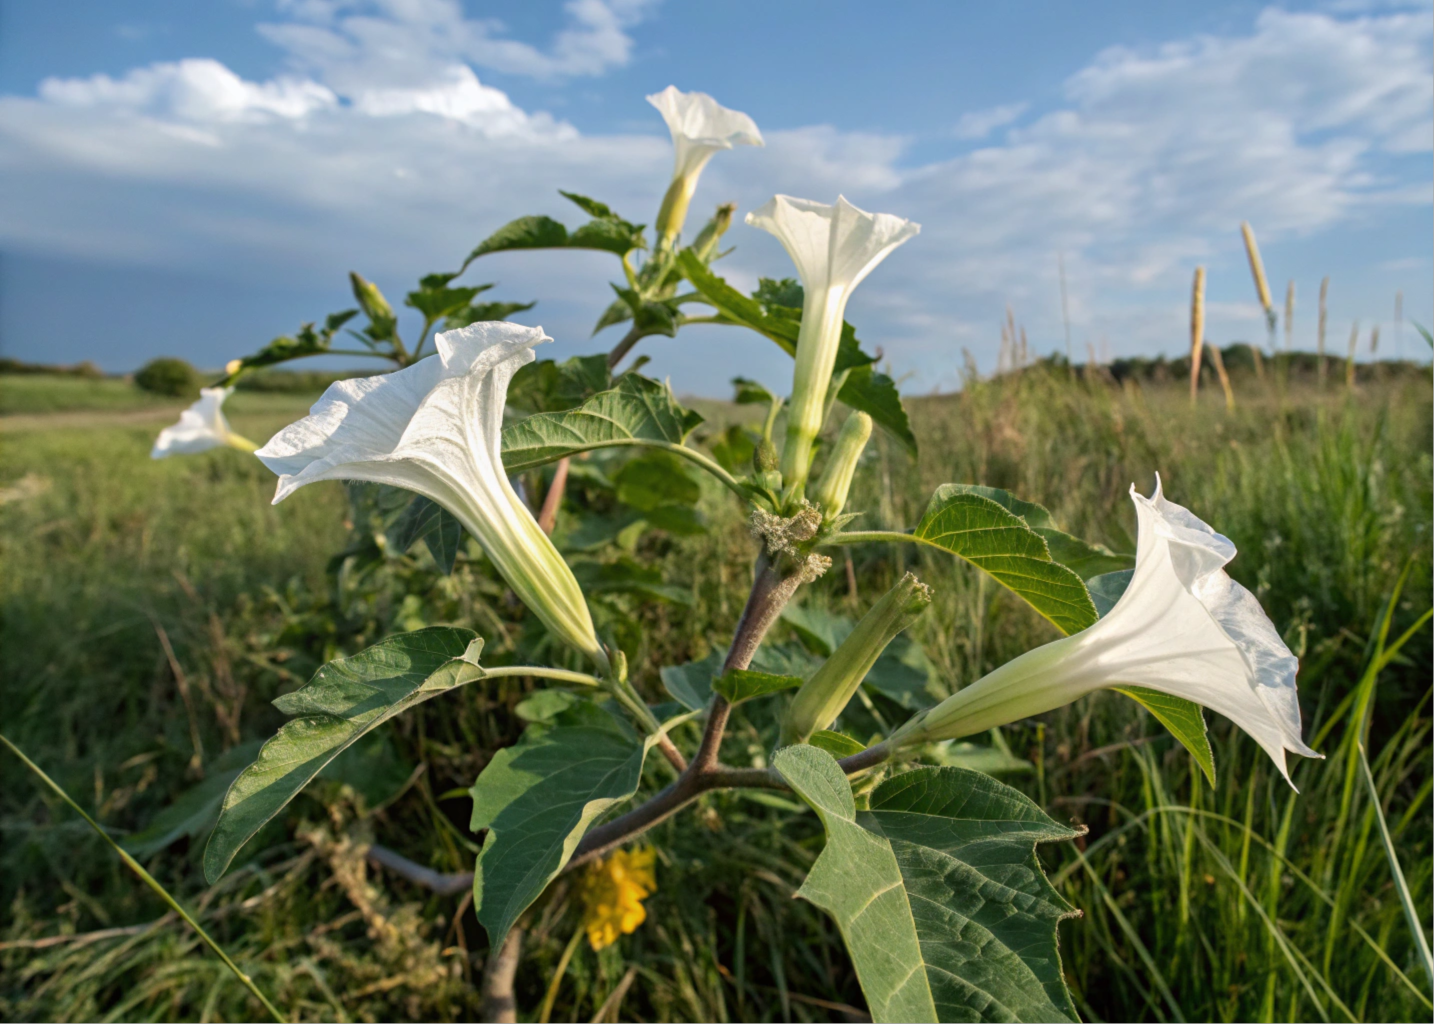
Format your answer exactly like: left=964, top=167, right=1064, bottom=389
left=2, top=367, right=1429, bottom=1021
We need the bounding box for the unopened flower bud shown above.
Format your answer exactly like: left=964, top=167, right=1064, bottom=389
left=690, top=203, right=735, bottom=263
left=781, top=572, right=932, bottom=745
left=753, top=438, right=779, bottom=474
left=811, top=411, right=871, bottom=520
left=350, top=271, right=394, bottom=322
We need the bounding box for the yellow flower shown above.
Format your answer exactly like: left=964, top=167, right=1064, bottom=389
left=579, top=848, right=656, bottom=951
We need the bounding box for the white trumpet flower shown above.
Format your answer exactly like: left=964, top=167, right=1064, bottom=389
left=255, top=322, right=607, bottom=670
left=648, top=86, right=762, bottom=243
left=151, top=387, right=257, bottom=458
left=889, top=477, right=1320, bottom=784
left=744, top=195, right=919, bottom=486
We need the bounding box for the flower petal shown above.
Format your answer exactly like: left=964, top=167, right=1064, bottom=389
left=647, top=85, right=762, bottom=178
left=744, top=194, right=919, bottom=296
left=151, top=387, right=234, bottom=458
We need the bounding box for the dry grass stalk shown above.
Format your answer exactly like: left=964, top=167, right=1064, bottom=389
left=1318, top=276, right=1329, bottom=389
left=1206, top=343, right=1236, bottom=411
left=1370, top=324, right=1380, bottom=356
left=1241, top=221, right=1276, bottom=346
left=1346, top=321, right=1359, bottom=389
left=1247, top=342, right=1265, bottom=381
left=1190, top=266, right=1206, bottom=405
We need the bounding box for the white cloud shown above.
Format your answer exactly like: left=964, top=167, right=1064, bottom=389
left=0, top=4, right=1429, bottom=390
left=39, top=59, right=337, bottom=122
left=259, top=0, right=659, bottom=87
left=953, top=103, right=1027, bottom=140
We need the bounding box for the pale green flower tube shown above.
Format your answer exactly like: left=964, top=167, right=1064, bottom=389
left=151, top=387, right=258, bottom=458
left=810, top=410, right=872, bottom=520
left=255, top=322, right=607, bottom=671
left=647, top=86, right=762, bottom=246
left=888, top=478, right=1320, bottom=784
left=782, top=572, right=932, bottom=746
left=745, top=196, right=918, bottom=489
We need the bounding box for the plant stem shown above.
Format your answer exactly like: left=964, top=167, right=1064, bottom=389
left=606, top=324, right=648, bottom=370
left=536, top=458, right=570, bottom=535
left=563, top=552, right=892, bottom=868
left=478, top=666, right=602, bottom=687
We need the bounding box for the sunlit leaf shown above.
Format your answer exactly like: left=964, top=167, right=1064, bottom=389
left=469, top=700, right=689, bottom=945
left=775, top=746, right=1082, bottom=1023
left=204, top=628, right=484, bottom=882
left=501, top=375, right=703, bottom=472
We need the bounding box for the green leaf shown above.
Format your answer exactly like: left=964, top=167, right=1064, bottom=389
left=558, top=191, right=620, bottom=220
left=229, top=312, right=359, bottom=376
left=123, top=741, right=262, bottom=858
left=1086, top=568, right=1134, bottom=618
left=611, top=286, right=679, bottom=338
left=710, top=424, right=756, bottom=473
left=387, top=495, right=464, bottom=574
left=463, top=206, right=644, bottom=267
left=501, top=374, right=703, bottom=472
left=936, top=484, right=1134, bottom=581
left=572, top=558, right=693, bottom=605
left=775, top=746, right=1082, bottom=1023
left=405, top=283, right=490, bottom=323
left=506, top=354, right=612, bottom=416
left=614, top=450, right=701, bottom=511
left=808, top=730, right=867, bottom=758
left=204, top=627, right=484, bottom=882
left=925, top=741, right=1032, bottom=775
left=732, top=376, right=776, bottom=406
left=913, top=487, right=1097, bottom=635
left=1088, top=571, right=1215, bottom=785
left=713, top=669, right=803, bottom=704
left=660, top=649, right=724, bottom=711
left=469, top=701, right=690, bottom=945
left=444, top=299, right=537, bottom=331
left=838, top=365, right=917, bottom=457
left=1112, top=685, right=1216, bottom=787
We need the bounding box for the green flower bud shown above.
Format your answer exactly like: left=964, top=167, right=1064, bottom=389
left=810, top=411, right=872, bottom=520
left=753, top=437, right=779, bottom=474
left=690, top=203, right=735, bottom=263
left=349, top=271, right=394, bottom=321
left=781, top=572, right=932, bottom=746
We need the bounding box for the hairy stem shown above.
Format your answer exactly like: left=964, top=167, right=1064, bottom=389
left=536, top=458, right=569, bottom=535
left=606, top=324, right=648, bottom=370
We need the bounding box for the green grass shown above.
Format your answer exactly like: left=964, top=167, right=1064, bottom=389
left=1, top=368, right=1429, bottom=1022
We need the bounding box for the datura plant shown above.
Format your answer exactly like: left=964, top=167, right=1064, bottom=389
left=154, top=86, right=1319, bottom=1023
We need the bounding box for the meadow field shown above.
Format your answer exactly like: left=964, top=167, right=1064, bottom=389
left=1, top=365, right=1429, bottom=1022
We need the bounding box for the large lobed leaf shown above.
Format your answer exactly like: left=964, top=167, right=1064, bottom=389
left=775, top=745, right=1082, bottom=1023
left=387, top=495, right=464, bottom=573
left=468, top=700, right=690, bottom=945
left=501, top=374, right=703, bottom=472
left=941, top=484, right=1134, bottom=582
left=911, top=487, right=1097, bottom=636
left=204, top=627, right=484, bottom=882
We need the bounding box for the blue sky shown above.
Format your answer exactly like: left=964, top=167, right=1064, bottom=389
left=1, top=1, right=1429, bottom=393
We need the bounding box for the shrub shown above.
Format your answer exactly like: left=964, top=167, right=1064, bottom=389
left=133, top=357, right=199, bottom=397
